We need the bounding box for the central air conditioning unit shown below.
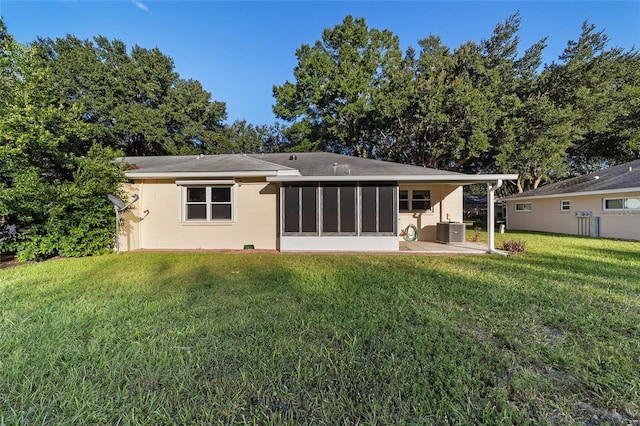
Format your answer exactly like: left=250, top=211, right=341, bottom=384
left=436, top=222, right=466, bottom=244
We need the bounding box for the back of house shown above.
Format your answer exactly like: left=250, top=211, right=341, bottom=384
left=117, top=152, right=516, bottom=252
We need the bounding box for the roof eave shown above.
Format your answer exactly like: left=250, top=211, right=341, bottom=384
left=501, top=186, right=640, bottom=201
left=125, top=170, right=283, bottom=179
left=267, top=174, right=518, bottom=183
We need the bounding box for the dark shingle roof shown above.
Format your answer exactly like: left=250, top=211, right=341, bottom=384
left=122, top=152, right=463, bottom=177
left=248, top=152, right=463, bottom=177
left=504, top=160, right=640, bottom=200
left=122, top=154, right=295, bottom=174
left=122, top=152, right=516, bottom=183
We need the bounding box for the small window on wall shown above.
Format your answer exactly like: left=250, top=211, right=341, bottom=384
left=399, top=190, right=409, bottom=211
left=561, top=200, right=571, bottom=211
left=399, top=189, right=432, bottom=212
left=515, top=202, right=532, bottom=212
left=604, top=197, right=640, bottom=210
left=412, top=190, right=431, bottom=211
left=185, top=186, right=233, bottom=221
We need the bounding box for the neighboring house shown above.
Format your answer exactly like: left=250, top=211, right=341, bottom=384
left=463, top=193, right=505, bottom=221
left=502, top=159, right=640, bottom=240
left=118, top=152, right=516, bottom=252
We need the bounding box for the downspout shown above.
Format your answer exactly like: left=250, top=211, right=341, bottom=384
left=439, top=185, right=444, bottom=223
left=487, top=179, right=506, bottom=255
left=137, top=181, right=144, bottom=250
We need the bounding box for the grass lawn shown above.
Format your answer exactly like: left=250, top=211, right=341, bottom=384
left=1, top=232, right=639, bottom=425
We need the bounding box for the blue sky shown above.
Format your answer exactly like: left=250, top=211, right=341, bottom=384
left=1, top=1, right=639, bottom=125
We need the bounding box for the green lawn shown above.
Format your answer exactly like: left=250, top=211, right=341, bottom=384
left=1, top=232, right=639, bottom=425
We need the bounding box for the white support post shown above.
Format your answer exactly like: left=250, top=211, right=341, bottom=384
left=487, top=179, right=502, bottom=253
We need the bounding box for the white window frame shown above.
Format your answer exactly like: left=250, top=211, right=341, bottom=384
left=603, top=197, right=640, bottom=211
left=399, top=189, right=432, bottom=212
left=515, top=202, right=532, bottom=212
left=561, top=200, right=571, bottom=211
left=180, top=184, right=236, bottom=222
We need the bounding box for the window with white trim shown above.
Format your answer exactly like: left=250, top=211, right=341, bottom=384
left=603, top=197, right=640, bottom=210
left=515, top=202, right=532, bottom=212
left=184, top=186, right=234, bottom=221
left=399, top=189, right=432, bottom=212
left=561, top=200, right=571, bottom=211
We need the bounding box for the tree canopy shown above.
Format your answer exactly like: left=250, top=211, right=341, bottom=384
left=273, top=15, right=402, bottom=158
left=1, top=21, right=126, bottom=259
left=31, top=34, right=229, bottom=155
left=273, top=13, right=640, bottom=191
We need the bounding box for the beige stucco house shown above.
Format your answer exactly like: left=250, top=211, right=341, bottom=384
left=117, top=153, right=516, bottom=253
left=502, top=159, right=640, bottom=240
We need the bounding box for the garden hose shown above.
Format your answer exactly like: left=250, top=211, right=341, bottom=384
left=403, top=224, right=418, bottom=241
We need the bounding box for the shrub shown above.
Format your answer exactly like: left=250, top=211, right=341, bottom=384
left=503, top=239, right=526, bottom=253
left=1, top=146, right=126, bottom=261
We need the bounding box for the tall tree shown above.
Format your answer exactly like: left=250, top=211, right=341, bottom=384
left=222, top=120, right=284, bottom=154
left=494, top=37, right=577, bottom=191
left=33, top=35, right=228, bottom=156
left=547, top=22, right=640, bottom=173
left=380, top=37, right=494, bottom=170
left=272, top=15, right=402, bottom=157
left=0, top=20, right=126, bottom=259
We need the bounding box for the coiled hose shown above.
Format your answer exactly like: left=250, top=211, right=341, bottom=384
left=402, top=224, right=418, bottom=241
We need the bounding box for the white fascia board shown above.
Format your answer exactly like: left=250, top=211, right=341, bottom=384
left=267, top=174, right=518, bottom=184
left=125, top=171, right=280, bottom=179
left=501, top=187, right=640, bottom=202
left=175, top=179, right=235, bottom=186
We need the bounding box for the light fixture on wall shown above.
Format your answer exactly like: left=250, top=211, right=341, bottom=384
left=107, top=194, right=139, bottom=254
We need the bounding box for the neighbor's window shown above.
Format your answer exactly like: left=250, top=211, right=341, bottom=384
left=399, top=189, right=432, bottom=212
left=561, top=200, right=571, bottom=211
left=185, top=186, right=233, bottom=221
left=515, top=202, right=532, bottom=212
left=604, top=197, right=640, bottom=210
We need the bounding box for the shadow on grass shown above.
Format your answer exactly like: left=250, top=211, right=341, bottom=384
left=579, top=244, right=640, bottom=264
left=2, top=250, right=639, bottom=424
